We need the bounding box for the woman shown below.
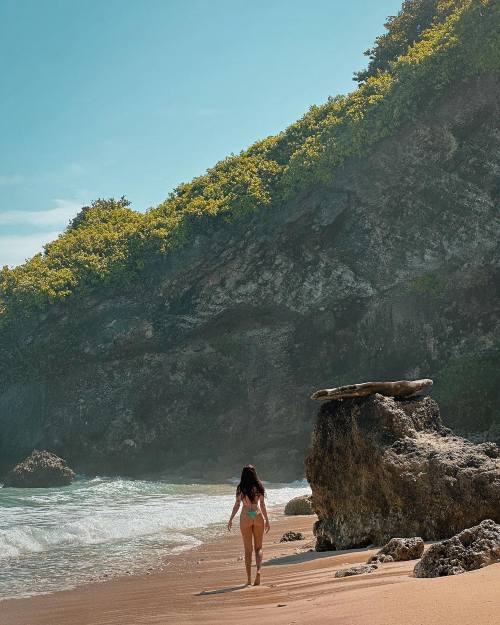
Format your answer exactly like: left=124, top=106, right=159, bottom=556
left=227, top=464, right=270, bottom=586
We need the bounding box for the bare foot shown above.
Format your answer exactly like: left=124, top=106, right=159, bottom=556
left=246, top=578, right=252, bottom=586
left=253, top=572, right=261, bottom=586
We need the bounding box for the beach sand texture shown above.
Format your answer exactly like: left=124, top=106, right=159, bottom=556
left=3, top=512, right=499, bottom=625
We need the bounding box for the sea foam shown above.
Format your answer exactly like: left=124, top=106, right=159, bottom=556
left=0, top=477, right=310, bottom=599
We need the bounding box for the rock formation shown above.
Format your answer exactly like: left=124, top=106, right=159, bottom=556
left=334, top=564, right=378, bottom=578
left=311, top=379, right=432, bottom=401
left=368, top=537, right=424, bottom=563
left=414, top=519, right=500, bottom=578
left=305, top=394, right=500, bottom=551
left=280, top=531, right=305, bottom=542
left=284, top=495, right=314, bottom=515
left=3, top=450, right=76, bottom=488
left=0, top=75, right=499, bottom=480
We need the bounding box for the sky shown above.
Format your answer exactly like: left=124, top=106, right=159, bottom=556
left=0, top=0, right=402, bottom=268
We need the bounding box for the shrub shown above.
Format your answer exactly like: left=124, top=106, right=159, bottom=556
left=0, top=0, right=498, bottom=322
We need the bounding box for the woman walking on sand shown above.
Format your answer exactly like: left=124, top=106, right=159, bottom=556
left=227, top=465, right=270, bottom=586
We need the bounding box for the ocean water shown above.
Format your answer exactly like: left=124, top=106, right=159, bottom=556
left=0, top=477, right=311, bottom=600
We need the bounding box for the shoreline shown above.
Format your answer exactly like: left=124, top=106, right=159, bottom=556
left=0, top=478, right=310, bottom=602
left=3, top=510, right=500, bottom=625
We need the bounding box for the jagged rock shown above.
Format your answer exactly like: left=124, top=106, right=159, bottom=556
left=305, top=395, right=500, bottom=551
left=414, top=519, right=500, bottom=578
left=284, top=495, right=314, bottom=515
left=3, top=450, right=75, bottom=488
left=374, top=554, right=394, bottom=563
left=334, top=564, right=378, bottom=578
left=280, top=531, right=305, bottom=542
left=368, top=537, right=424, bottom=563
left=311, top=379, right=433, bottom=401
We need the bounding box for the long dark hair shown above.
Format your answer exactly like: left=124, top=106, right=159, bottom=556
left=236, top=464, right=265, bottom=502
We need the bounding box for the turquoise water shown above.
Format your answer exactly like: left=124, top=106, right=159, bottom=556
left=0, top=477, right=310, bottom=600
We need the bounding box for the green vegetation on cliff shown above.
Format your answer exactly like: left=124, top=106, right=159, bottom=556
left=1, top=0, right=499, bottom=320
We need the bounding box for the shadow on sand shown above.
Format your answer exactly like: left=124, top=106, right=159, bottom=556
left=196, top=584, right=249, bottom=596
left=265, top=546, right=370, bottom=567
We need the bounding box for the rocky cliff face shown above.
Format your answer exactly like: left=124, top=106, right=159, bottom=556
left=305, top=394, right=500, bottom=550
left=0, top=75, right=499, bottom=480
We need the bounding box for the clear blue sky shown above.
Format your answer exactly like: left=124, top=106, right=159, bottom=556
left=0, top=0, right=402, bottom=267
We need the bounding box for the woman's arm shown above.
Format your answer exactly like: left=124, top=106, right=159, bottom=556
left=260, top=494, right=270, bottom=533
left=227, top=493, right=241, bottom=531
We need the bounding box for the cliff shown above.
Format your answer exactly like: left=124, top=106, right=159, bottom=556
left=305, top=394, right=500, bottom=550
left=0, top=1, right=499, bottom=479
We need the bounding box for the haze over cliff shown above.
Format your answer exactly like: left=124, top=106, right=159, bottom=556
left=0, top=0, right=499, bottom=479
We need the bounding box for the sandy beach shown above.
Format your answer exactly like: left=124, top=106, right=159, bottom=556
left=3, top=510, right=499, bottom=625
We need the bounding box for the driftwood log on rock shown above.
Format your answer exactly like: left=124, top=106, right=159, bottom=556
left=310, top=379, right=433, bottom=401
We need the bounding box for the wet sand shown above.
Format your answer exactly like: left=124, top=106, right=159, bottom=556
left=3, top=511, right=499, bottom=625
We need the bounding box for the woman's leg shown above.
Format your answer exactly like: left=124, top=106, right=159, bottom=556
left=252, top=515, right=265, bottom=585
left=240, top=515, right=254, bottom=585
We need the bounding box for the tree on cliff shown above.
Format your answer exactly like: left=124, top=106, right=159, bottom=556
left=353, top=0, right=456, bottom=83
left=1, top=0, right=497, bottom=322
left=66, top=196, right=132, bottom=232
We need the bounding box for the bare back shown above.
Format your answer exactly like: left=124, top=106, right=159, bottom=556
left=239, top=492, right=263, bottom=513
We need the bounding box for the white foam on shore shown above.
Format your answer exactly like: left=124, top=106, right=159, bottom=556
left=0, top=477, right=310, bottom=600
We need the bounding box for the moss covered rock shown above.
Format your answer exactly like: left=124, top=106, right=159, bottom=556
left=284, top=495, right=314, bottom=516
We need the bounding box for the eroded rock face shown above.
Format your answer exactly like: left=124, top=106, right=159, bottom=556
left=3, top=450, right=75, bottom=488
left=0, top=77, right=499, bottom=480
left=306, top=395, right=500, bottom=551
left=414, top=520, right=500, bottom=577
left=368, top=537, right=424, bottom=563
left=284, top=495, right=314, bottom=515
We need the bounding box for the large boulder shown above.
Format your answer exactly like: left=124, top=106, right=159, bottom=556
left=3, top=450, right=76, bottom=488
left=414, top=519, right=500, bottom=577
left=368, top=537, right=424, bottom=563
left=306, top=394, right=500, bottom=551
left=284, top=495, right=314, bottom=515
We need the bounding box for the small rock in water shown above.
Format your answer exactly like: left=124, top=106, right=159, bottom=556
left=335, top=564, right=378, bottom=578
left=3, top=450, right=75, bottom=488
left=280, top=531, right=305, bottom=542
